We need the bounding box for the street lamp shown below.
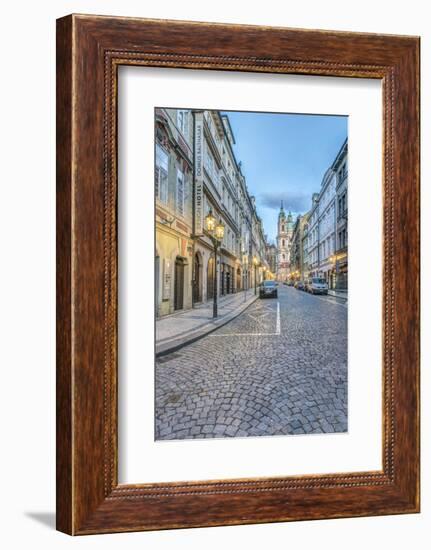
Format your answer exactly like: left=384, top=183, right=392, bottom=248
left=205, top=208, right=225, bottom=318
left=253, top=256, right=259, bottom=295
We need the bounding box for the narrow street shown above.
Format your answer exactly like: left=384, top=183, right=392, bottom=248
left=155, top=285, right=347, bottom=439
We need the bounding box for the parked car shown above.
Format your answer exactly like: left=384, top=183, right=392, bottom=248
left=307, top=277, right=329, bottom=295
left=259, top=280, right=278, bottom=298
left=294, top=280, right=305, bottom=291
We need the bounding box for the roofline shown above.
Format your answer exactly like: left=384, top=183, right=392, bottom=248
left=331, top=137, right=348, bottom=170
left=221, top=113, right=236, bottom=145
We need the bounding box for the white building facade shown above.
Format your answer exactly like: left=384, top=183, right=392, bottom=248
left=307, top=193, right=320, bottom=279
left=304, top=139, right=348, bottom=289
left=317, top=168, right=337, bottom=286
left=334, top=140, right=348, bottom=290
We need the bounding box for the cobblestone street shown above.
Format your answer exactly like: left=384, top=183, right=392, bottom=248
left=155, top=285, right=347, bottom=440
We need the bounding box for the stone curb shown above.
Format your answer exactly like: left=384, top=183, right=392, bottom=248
left=327, top=290, right=348, bottom=302
left=156, top=295, right=259, bottom=357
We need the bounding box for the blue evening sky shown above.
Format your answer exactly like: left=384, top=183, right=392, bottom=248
left=222, top=111, right=348, bottom=243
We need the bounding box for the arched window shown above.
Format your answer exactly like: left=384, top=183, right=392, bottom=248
left=282, top=239, right=285, bottom=247
left=281, top=224, right=285, bottom=232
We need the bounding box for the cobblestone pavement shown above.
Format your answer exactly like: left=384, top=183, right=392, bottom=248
left=155, top=286, right=347, bottom=440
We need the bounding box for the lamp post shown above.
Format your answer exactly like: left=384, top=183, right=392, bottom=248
left=253, top=256, right=259, bottom=295
left=205, top=208, right=225, bottom=318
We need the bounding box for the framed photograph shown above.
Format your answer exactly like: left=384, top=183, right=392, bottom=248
left=56, top=14, right=420, bottom=534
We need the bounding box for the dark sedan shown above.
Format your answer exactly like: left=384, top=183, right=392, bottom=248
left=259, top=280, right=278, bottom=298
left=294, top=280, right=305, bottom=290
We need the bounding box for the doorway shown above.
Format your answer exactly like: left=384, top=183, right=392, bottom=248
left=155, top=255, right=160, bottom=318
left=193, top=252, right=202, bottom=303
left=174, top=257, right=185, bottom=311
left=236, top=267, right=241, bottom=291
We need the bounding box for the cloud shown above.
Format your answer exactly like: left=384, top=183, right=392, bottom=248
left=258, top=191, right=311, bottom=213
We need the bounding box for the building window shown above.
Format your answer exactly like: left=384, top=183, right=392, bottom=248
left=340, top=163, right=347, bottom=180
left=155, top=144, right=168, bottom=203
left=177, top=110, right=189, bottom=137
left=176, top=168, right=185, bottom=216
left=282, top=239, right=285, bottom=247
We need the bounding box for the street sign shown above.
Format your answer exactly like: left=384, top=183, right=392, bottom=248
left=194, top=112, right=204, bottom=236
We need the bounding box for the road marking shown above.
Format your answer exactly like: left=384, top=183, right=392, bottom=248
left=210, top=300, right=281, bottom=337
left=247, top=311, right=270, bottom=321
left=276, top=301, right=280, bottom=334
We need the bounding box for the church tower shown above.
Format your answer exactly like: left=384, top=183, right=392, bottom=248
left=276, top=202, right=295, bottom=281
left=276, top=201, right=289, bottom=281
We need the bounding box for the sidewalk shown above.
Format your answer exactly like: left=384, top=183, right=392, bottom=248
left=328, top=289, right=348, bottom=301
left=156, top=291, right=258, bottom=356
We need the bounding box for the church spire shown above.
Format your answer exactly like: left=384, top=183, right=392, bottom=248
left=279, top=200, right=285, bottom=220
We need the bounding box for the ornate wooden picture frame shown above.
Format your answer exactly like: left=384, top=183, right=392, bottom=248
left=56, top=14, right=420, bottom=534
